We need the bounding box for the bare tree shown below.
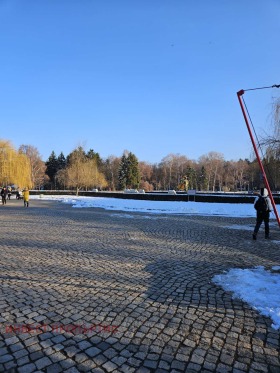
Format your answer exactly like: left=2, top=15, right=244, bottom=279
left=199, top=152, right=224, bottom=191
left=103, top=155, right=120, bottom=191
left=18, top=145, right=46, bottom=189
left=257, top=97, right=280, bottom=190
left=160, top=154, right=175, bottom=189
left=139, top=161, right=154, bottom=191
left=159, top=154, right=192, bottom=190
left=232, top=160, right=250, bottom=191
left=272, top=97, right=280, bottom=141
left=259, top=97, right=280, bottom=151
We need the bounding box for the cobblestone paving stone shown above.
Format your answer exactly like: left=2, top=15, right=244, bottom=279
left=0, top=199, right=279, bottom=373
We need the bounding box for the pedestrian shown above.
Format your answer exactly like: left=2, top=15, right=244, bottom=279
left=16, top=188, right=22, bottom=200
left=253, top=187, right=273, bottom=240
left=1, top=187, right=7, bottom=205
left=7, top=186, right=12, bottom=200
left=22, top=188, right=29, bottom=207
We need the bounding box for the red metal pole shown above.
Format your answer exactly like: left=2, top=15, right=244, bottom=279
left=237, top=90, right=280, bottom=227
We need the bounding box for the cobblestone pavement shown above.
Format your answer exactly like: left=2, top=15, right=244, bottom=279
left=0, top=199, right=280, bottom=373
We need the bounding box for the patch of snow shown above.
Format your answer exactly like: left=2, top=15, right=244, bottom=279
left=213, top=267, right=280, bottom=330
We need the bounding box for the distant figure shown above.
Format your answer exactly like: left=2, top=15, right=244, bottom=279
left=22, top=188, right=30, bottom=207
left=1, top=187, right=7, bottom=205
left=253, top=188, right=272, bottom=240
left=7, top=187, right=12, bottom=200
left=16, top=188, right=23, bottom=200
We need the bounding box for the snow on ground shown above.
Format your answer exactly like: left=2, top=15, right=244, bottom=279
left=32, top=194, right=280, bottom=330
left=32, top=195, right=279, bottom=218
left=213, top=267, right=280, bottom=330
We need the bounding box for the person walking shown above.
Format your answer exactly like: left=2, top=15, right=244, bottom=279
left=253, top=187, right=273, bottom=240
left=1, top=187, right=7, bottom=205
left=7, top=186, right=12, bottom=200
left=22, top=188, right=30, bottom=207
left=16, top=188, right=23, bottom=200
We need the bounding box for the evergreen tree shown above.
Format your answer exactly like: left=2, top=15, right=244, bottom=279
left=198, top=166, right=208, bottom=191
left=186, top=166, right=197, bottom=189
left=86, top=149, right=102, bottom=167
left=45, top=151, right=58, bottom=184
left=118, top=153, right=128, bottom=190
left=118, top=151, right=140, bottom=190
left=57, top=152, right=66, bottom=170
left=55, top=152, right=66, bottom=189
left=127, top=152, right=140, bottom=188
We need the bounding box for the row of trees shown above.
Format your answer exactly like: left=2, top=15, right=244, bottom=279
left=0, top=97, right=279, bottom=193
left=36, top=144, right=280, bottom=193
left=1, top=141, right=280, bottom=194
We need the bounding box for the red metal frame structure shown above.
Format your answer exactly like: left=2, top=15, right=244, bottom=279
left=237, top=88, right=280, bottom=227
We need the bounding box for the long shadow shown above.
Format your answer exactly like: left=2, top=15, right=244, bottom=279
left=1, top=202, right=280, bottom=372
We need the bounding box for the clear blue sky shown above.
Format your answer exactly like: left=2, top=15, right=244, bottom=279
left=0, top=0, right=279, bottom=163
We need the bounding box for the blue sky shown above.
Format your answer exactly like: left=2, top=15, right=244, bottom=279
left=0, top=0, right=279, bottom=163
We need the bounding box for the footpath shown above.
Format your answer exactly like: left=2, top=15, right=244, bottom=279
left=0, top=199, right=279, bottom=373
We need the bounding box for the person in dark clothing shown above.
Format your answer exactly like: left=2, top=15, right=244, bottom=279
left=7, top=187, right=12, bottom=200
left=253, top=187, right=273, bottom=240
left=16, top=189, right=23, bottom=199
left=1, top=187, right=7, bottom=205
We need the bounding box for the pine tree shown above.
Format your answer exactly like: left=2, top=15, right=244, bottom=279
left=45, top=151, right=58, bottom=185
left=57, top=152, right=66, bottom=170
left=118, top=153, right=128, bottom=190
left=118, top=151, right=140, bottom=190
left=86, top=149, right=102, bottom=167
left=186, top=166, right=197, bottom=189
left=198, top=166, right=208, bottom=191
left=127, top=152, right=140, bottom=188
